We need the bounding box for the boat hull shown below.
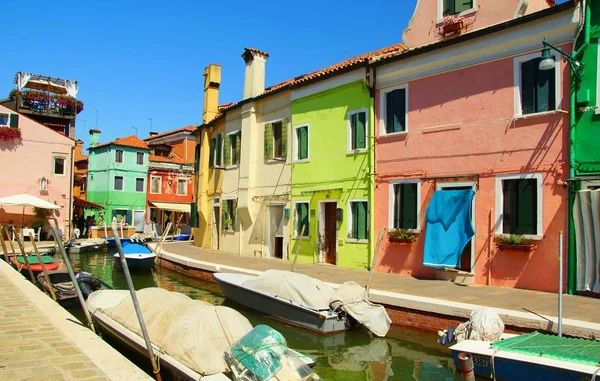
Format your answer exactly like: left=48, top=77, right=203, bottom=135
left=214, top=273, right=346, bottom=334
left=113, top=254, right=156, bottom=271
left=69, top=243, right=106, bottom=253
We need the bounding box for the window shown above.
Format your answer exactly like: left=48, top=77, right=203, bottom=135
left=381, top=85, right=408, bottom=135
left=495, top=174, right=542, bottom=237
left=514, top=52, right=559, bottom=116
left=224, top=131, right=241, bottom=167
left=136, top=152, right=144, bottom=165
left=0, top=113, right=9, bottom=126
left=150, top=176, right=161, bottom=194
left=264, top=120, right=288, bottom=160
left=135, top=178, right=144, bottom=192
left=348, top=200, right=369, bottom=242
left=114, top=176, right=124, bottom=191
left=209, top=134, right=223, bottom=168
left=348, top=110, right=367, bottom=152
left=53, top=157, right=65, bottom=175
left=115, top=150, right=124, bottom=163
left=389, top=181, right=420, bottom=230
left=80, top=177, right=86, bottom=193
left=295, top=202, right=309, bottom=237
left=442, top=0, right=474, bottom=17
left=294, top=124, right=309, bottom=162
left=177, top=178, right=187, bottom=196
left=221, top=199, right=237, bottom=230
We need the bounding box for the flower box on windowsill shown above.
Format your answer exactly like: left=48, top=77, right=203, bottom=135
left=388, top=237, right=415, bottom=245
left=495, top=243, right=536, bottom=253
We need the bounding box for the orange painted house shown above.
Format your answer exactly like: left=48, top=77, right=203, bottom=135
left=372, top=1, right=578, bottom=292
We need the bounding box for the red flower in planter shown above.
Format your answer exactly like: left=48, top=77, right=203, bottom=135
left=0, top=127, right=21, bottom=141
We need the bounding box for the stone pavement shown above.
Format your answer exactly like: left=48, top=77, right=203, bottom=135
left=0, top=259, right=151, bottom=381
left=157, top=242, right=600, bottom=338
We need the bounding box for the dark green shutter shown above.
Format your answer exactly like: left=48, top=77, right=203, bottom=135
left=536, top=59, right=555, bottom=113
left=502, top=180, right=517, bottom=233
left=455, top=0, right=472, bottom=13
left=209, top=138, right=215, bottom=168
left=297, top=203, right=308, bottom=236
left=354, top=112, right=366, bottom=149
left=353, top=202, right=367, bottom=240
left=264, top=123, right=273, bottom=160
left=516, top=179, right=537, bottom=234
left=235, top=132, right=241, bottom=164
left=443, top=0, right=454, bottom=16
left=126, top=210, right=132, bottom=225
left=386, top=89, right=406, bottom=133
left=393, top=185, right=401, bottom=228
left=190, top=202, right=198, bottom=228
left=9, top=114, right=19, bottom=128
left=222, top=199, right=229, bottom=229
left=280, top=119, right=288, bottom=158
left=521, top=59, right=536, bottom=115
left=401, top=183, right=418, bottom=229
left=215, top=133, right=222, bottom=166
left=298, top=126, right=308, bottom=160
left=223, top=134, right=231, bottom=166
left=194, top=144, right=200, bottom=173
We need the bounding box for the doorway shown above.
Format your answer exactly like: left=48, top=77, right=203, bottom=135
left=267, top=204, right=284, bottom=259
left=320, top=201, right=337, bottom=265
left=437, top=182, right=476, bottom=273
left=212, top=202, right=220, bottom=250
left=133, top=211, right=145, bottom=233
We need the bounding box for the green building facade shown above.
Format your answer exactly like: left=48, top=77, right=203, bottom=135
left=87, top=130, right=149, bottom=230
left=290, top=80, right=373, bottom=269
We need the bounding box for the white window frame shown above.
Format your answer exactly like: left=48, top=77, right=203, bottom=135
left=388, top=180, right=422, bottom=233
left=347, top=109, right=368, bottom=154
left=379, top=83, right=409, bottom=136
left=0, top=112, right=10, bottom=127
left=436, top=0, right=477, bottom=23
left=266, top=119, right=286, bottom=162
left=176, top=177, right=187, bottom=196
left=52, top=156, right=66, bottom=176
left=114, top=176, right=124, bottom=191
left=293, top=123, right=310, bottom=163
left=115, top=149, right=124, bottom=164
left=513, top=51, right=562, bottom=118
left=150, top=175, right=162, bottom=194
left=136, top=152, right=144, bottom=165
left=293, top=201, right=310, bottom=239
left=494, top=173, right=543, bottom=240
left=226, top=130, right=241, bottom=169
left=135, top=177, right=145, bottom=193
left=347, top=199, right=369, bottom=243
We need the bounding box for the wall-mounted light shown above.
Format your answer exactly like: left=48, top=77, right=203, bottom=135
left=539, top=39, right=583, bottom=85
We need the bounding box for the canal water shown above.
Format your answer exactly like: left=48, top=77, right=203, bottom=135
left=64, top=249, right=464, bottom=381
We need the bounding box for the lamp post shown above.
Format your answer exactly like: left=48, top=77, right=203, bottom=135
left=539, top=39, right=583, bottom=84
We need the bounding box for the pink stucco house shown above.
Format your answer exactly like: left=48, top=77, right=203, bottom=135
left=373, top=1, right=578, bottom=292
left=0, top=105, right=75, bottom=237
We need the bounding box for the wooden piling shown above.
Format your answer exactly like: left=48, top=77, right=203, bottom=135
left=366, top=228, right=386, bottom=295
left=13, top=231, right=37, bottom=284
left=0, top=225, right=10, bottom=263
left=4, top=227, right=20, bottom=271
left=29, top=232, right=57, bottom=301
left=290, top=225, right=306, bottom=272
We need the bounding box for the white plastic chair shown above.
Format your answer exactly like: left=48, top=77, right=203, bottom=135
left=34, top=227, right=41, bottom=242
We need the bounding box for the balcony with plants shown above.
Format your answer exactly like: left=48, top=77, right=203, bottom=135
left=9, top=89, right=84, bottom=118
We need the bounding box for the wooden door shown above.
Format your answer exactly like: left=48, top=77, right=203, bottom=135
left=324, top=203, right=337, bottom=265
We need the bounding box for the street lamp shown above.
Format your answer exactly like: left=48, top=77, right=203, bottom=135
left=539, top=39, right=583, bottom=84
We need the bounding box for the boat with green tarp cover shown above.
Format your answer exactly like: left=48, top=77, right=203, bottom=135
left=449, top=331, right=600, bottom=380
left=11, top=255, right=59, bottom=276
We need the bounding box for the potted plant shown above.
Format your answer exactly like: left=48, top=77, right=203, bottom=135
left=495, top=234, right=536, bottom=252
left=224, top=218, right=233, bottom=232
left=442, top=15, right=465, bottom=35
left=387, top=229, right=416, bottom=244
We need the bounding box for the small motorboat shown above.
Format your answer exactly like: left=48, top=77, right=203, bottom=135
left=68, top=239, right=107, bottom=253
left=113, top=243, right=156, bottom=271
left=214, top=270, right=391, bottom=336
left=86, top=288, right=319, bottom=380
left=11, top=255, right=59, bottom=276
left=37, top=270, right=112, bottom=308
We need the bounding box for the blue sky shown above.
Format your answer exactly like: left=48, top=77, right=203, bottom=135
left=1, top=0, right=415, bottom=146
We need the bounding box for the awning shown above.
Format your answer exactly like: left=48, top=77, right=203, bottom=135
left=150, top=202, right=190, bottom=213
left=74, top=196, right=104, bottom=210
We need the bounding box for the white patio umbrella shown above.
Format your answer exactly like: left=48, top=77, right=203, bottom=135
left=0, top=193, right=61, bottom=228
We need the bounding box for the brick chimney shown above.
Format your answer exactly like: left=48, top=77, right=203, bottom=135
left=89, top=128, right=101, bottom=147
left=242, top=48, right=269, bottom=100
left=203, top=64, right=221, bottom=124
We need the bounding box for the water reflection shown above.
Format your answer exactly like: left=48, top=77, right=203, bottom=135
left=63, top=250, right=463, bottom=381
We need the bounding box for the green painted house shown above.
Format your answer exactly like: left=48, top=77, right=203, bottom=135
left=569, top=1, right=600, bottom=295
left=290, top=79, right=373, bottom=269
left=87, top=129, right=150, bottom=231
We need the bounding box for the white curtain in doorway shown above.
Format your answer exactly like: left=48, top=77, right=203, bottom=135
left=574, top=190, right=600, bottom=293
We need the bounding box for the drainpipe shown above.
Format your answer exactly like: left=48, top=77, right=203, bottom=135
left=567, top=0, right=590, bottom=294
left=367, top=63, right=377, bottom=270
left=68, top=143, right=75, bottom=238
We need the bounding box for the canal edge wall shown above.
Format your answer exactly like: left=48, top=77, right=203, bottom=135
left=154, top=249, right=600, bottom=340
left=0, top=259, right=152, bottom=381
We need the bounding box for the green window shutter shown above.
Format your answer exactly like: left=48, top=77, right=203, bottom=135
left=516, top=179, right=537, bottom=235
left=386, top=89, right=406, bottom=133
left=502, top=180, right=518, bottom=233
left=298, top=126, right=308, bottom=160
left=9, top=114, right=19, bottom=128
left=393, top=185, right=401, bottom=228
left=235, top=132, right=241, bottom=164
left=280, top=119, right=288, bottom=158
left=455, top=0, right=472, bottom=13
left=209, top=138, right=215, bottom=168
left=443, top=0, right=454, bottom=16
left=126, top=210, right=132, bottom=225
left=355, top=112, right=366, bottom=149
left=297, top=203, right=308, bottom=236
left=358, top=201, right=368, bottom=240
left=222, top=199, right=229, bottom=229
left=190, top=202, right=197, bottom=228
left=401, top=183, right=418, bottom=229
left=215, top=133, right=222, bottom=166
left=194, top=144, right=200, bottom=173
left=264, top=123, right=273, bottom=160
left=223, top=134, right=231, bottom=166
left=521, top=59, right=536, bottom=115
left=536, top=59, right=555, bottom=113
left=232, top=199, right=238, bottom=227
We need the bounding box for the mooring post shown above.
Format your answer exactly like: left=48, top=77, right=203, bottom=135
left=0, top=225, right=11, bottom=263
left=290, top=225, right=306, bottom=272
left=29, top=232, right=57, bottom=301
left=4, top=227, right=20, bottom=271
left=458, top=352, right=476, bottom=381
left=13, top=232, right=36, bottom=283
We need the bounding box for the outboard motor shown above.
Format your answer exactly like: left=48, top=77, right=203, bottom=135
left=76, top=272, right=103, bottom=299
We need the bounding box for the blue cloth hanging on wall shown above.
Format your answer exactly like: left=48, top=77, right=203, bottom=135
left=423, top=189, right=475, bottom=269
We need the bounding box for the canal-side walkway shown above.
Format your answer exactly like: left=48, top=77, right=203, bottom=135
left=0, top=259, right=151, bottom=381
left=153, top=242, right=600, bottom=340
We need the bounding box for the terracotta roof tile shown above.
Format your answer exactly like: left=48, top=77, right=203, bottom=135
left=143, top=125, right=196, bottom=141
left=149, top=154, right=187, bottom=164
left=94, top=135, right=149, bottom=150
left=244, top=47, right=270, bottom=58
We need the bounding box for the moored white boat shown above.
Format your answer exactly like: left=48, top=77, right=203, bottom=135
left=113, top=243, right=156, bottom=271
